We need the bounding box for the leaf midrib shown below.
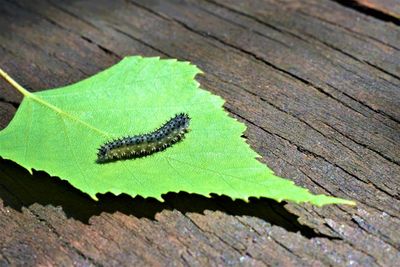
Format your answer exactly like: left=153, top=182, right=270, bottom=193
left=29, top=92, right=109, bottom=137
left=0, top=67, right=110, bottom=137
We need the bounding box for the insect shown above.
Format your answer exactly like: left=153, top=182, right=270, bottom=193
left=97, top=113, right=190, bottom=162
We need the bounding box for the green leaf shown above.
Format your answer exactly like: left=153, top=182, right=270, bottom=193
left=0, top=56, right=354, bottom=206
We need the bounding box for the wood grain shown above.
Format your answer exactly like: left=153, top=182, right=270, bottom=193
left=0, top=0, right=399, bottom=266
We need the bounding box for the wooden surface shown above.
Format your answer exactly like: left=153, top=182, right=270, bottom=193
left=0, top=0, right=399, bottom=266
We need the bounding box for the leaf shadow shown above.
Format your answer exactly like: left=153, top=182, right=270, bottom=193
left=0, top=158, right=324, bottom=239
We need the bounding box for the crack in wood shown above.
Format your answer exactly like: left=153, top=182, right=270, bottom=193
left=351, top=216, right=398, bottom=249
left=80, top=36, right=121, bottom=59
left=0, top=181, right=98, bottom=265
left=194, top=2, right=291, bottom=49
left=205, top=0, right=315, bottom=45
left=282, top=20, right=400, bottom=81
left=331, top=0, right=400, bottom=26
left=296, top=8, right=400, bottom=52
left=0, top=98, right=20, bottom=109
left=6, top=0, right=119, bottom=64
left=111, top=26, right=171, bottom=57
left=29, top=209, right=101, bottom=266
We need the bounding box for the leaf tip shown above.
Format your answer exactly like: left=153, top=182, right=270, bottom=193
left=312, top=194, right=356, bottom=207
left=90, top=194, right=99, bottom=201
left=156, top=195, right=165, bottom=202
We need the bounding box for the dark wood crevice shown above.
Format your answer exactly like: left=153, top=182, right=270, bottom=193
left=331, top=0, right=400, bottom=26
left=0, top=97, right=20, bottom=109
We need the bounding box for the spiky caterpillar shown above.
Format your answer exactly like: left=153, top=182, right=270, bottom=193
left=97, top=113, right=190, bottom=162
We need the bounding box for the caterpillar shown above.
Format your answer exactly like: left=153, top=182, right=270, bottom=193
left=97, top=113, right=190, bottom=162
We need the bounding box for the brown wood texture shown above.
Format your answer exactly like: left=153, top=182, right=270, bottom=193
left=0, top=0, right=399, bottom=266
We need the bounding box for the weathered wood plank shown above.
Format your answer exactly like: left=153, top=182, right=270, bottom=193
left=0, top=0, right=399, bottom=266
left=209, top=0, right=400, bottom=122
